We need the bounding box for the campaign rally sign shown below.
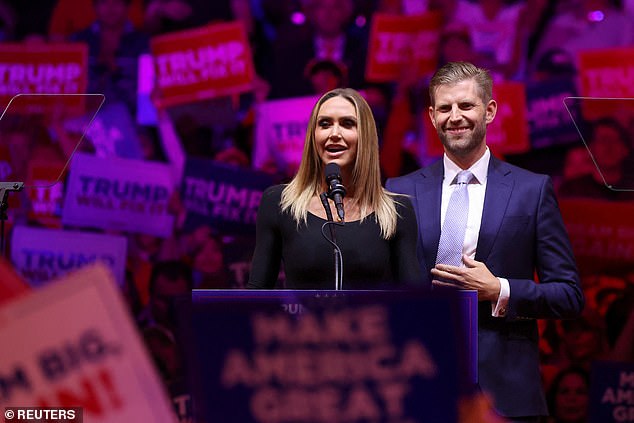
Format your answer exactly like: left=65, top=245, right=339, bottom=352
left=10, top=226, right=127, bottom=289
left=579, top=47, right=634, bottom=98
left=253, top=95, right=317, bottom=176
left=578, top=47, right=634, bottom=119
left=181, top=289, right=477, bottom=423
left=559, top=199, right=634, bottom=274
left=0, top=263, right=178, bottom=422
left=181, top=158, right=274, bottom=234
left=526, top=78, right=581, bottom=149
left=151, top=22, right=255, bottom=107
left=426, top=81, right=530, bottom=157
left=0, top=257, right=30, bottom=306
left=366, top=13, right=442, bottom=82
left=26, top=160, right=66, bottom=227
left=589, top=360, right=634, bottom=423
left=62, top=153, right=175, bottom=237
left=0, top=43, right=87, bottom=113
left=485, top=81, right=530, bottom=155
left=84, top=102, right=144, bottom=160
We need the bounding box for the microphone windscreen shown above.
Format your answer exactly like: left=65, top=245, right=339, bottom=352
left=325, top=162, right=341, bottom=181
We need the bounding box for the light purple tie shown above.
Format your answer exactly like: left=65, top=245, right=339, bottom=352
left=436, top=170, right=474, bottom=267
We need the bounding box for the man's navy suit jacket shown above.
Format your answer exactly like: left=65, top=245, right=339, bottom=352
left=386, top=156, right=584, bottom=417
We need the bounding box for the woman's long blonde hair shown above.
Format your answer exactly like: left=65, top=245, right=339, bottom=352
left=280, top=88, right=401, bottom=239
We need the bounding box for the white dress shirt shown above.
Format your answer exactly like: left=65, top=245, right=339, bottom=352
left=441, top=148, right=509, bottom=317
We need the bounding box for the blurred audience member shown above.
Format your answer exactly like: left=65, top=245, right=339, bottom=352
left=137, top=259, right=193, bottom=334
left=137, top=125, right=167, bottom=162
left=142, top=324, right=183, bottom=386
left=175, top=225, right=231, bottom=289
left=378, top=64, right=426, bottom=178
left=127, top=233, right=170, bottom=306
left=539, top=319, right=562, bottom=363
left=546, top=366, right=590, bottom=423
left=558, top=117, right=634, bottom=201
left=581, top=273, right=627, bottom=314
left=213, top=146, right=250, bottom=167
left=48, top=0, right=144, bottom=41
left=605, top=288, right=634, bottom=362
left=191, top=231, right=230, bottom=289
left=304, top=58, right=347, bottom=95
left=594, top=286, right=624, bottom=318
left=143, top=0, right=232, bottom=35
left=169, top=113, right=214, bottom=159
left=143, top=0, right=193, bottom=35
left=558, top=313, right=606, bottom=369
left=142, top=322, right=192, bottom=421
left=0, top=116, right=54, bottom=223
left=452, top=0, right=528, bottom=80
left=438, top=24, right=479, bottom=66
left=0, top=0, right=15, bottom=41
left=360, top=82, right=393, bottom=142
left=270, top=0, right=367, bottom=98
left=377, top=0, right=422, bottom=14
left=377, top=0, right=461, bottom=24
left=530, top=47, right=578, bottom=82
left=1, top=116, right=36, bottom=182
left=559, top=145, right=594, bottom=189
left=70, top=0, right=150, bottom=114
left=122, top=269, right=144, bottom=318
left=231, top=0, right=275, bottom=84
left=531, top=0, right=634, bottom=75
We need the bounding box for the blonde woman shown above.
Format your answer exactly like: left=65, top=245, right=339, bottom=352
left=248, top=88, right=424, bottom=289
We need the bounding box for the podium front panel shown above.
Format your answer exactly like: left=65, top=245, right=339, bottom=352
left=180, top=289, right=477, bottom=423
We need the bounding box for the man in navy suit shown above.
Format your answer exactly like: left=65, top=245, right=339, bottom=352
left=386, top=61, right=584, bottom=421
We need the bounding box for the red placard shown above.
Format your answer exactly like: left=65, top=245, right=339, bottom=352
left=366, top=13, right=442, bottom=82
left=579, top=47, right=634, bottom=98
left=0, top=257, right=30, bottom=306
left=150, top=22, right=255, bottom=107
left=578, top=47, right=634, bottom=119
left=425, top=81, right=530, bottom=157
left=0, top=43, right=88, bottom=113
left=559, top=198, right=634, bottom=274
left=0, top=264, right=178, bottom=422
left=26, top=160, right=66, bottom=227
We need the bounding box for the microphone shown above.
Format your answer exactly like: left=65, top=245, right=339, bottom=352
left=325, top=162, right=346, bottom=221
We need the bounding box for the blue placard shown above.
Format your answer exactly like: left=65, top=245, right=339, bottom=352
left=526, top=79, right=581, bottom=149
left=179, top=289, right=477, bottom=423
left=62, top=153, right=175, bottom=237
left=181, top=158, right=274, bottom=234
left=10, top=225, right=128, bottom=288
left=87, top=102, right=145, bottom=159
left=589, top=360, right=634, bottom=423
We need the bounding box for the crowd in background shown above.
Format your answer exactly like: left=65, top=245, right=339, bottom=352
left=1, top=0, right=634, bottom=421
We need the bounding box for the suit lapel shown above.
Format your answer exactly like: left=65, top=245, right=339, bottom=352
left=416, top=161, right=444, bottom=272
left=476, top=157, right=513, bottom=262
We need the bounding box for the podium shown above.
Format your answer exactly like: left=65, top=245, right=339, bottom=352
left=178, top=289, right=477, bottom=423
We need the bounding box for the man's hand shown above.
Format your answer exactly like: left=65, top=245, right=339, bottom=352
left=431, top=255, right=501, bottom=301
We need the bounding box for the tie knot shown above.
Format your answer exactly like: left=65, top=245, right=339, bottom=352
left=455, top=170, right=474, bottom=185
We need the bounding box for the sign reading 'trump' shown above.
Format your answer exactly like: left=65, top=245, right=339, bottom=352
left=151, top=22, right=255, bottom=107
left=62, top=153, right=175, bottom=237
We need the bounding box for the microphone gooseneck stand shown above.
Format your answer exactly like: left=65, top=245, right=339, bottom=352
left=319, top=192, right=344, bottom=290
left=0, top=182, right=24, bottom=257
